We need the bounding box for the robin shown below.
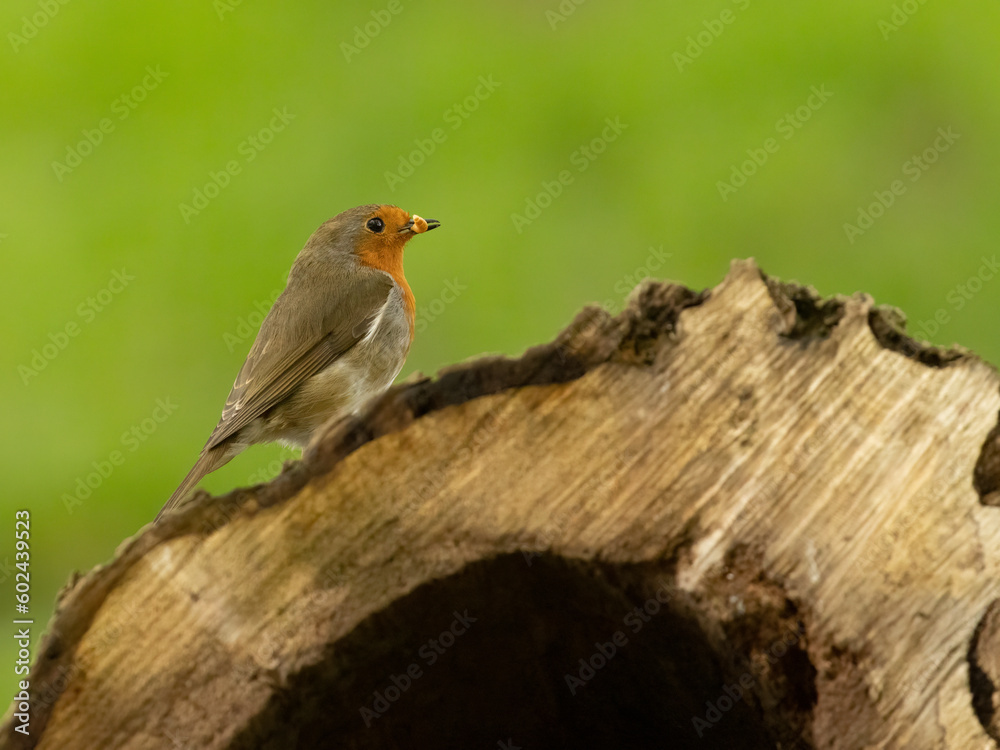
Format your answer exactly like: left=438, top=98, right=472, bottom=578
left=157, top=204, right=440, bottom=519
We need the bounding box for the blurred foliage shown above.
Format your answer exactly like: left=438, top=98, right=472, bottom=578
left=1, top=0, right=998, bottom=704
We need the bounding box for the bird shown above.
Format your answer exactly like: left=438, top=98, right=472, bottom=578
left=157, top=204, right=440, bottom=520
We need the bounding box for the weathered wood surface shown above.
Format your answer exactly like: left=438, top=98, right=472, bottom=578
left=4, top=259, right=1000, bottom=749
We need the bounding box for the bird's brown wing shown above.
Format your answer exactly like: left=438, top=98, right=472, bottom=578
left=204, top=269, right=394, bottom=450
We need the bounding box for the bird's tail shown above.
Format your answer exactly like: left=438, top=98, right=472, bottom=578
left=156, top=446, right=238, bottom=522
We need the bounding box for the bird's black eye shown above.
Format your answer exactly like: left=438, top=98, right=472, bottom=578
left=366, top=217, right=385, bottom=233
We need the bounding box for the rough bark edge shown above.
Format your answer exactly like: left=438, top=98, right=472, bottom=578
left=974, top=419, right=1000, bottom=507
left=761, top=274, right=847, bottom=340
left=11, top=258, right=999, bottom=744
left=969, top=600, right=1000, bottom=739
left=866, top=305, right=968, bottom=368
left=18, top=274, right=707, bottom=743
left=761, top=267, right=1000, bottom=508
left=760, top=269, right=969, bottom=368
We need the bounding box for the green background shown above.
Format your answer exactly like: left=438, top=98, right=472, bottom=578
left=1, top=0, right=998, bottom=705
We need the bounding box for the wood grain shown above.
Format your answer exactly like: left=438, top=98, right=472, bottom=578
left=4, top=259, right=999, bottom=749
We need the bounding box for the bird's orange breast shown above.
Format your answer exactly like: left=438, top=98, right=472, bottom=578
left=357, top=246, right=416, bottom=340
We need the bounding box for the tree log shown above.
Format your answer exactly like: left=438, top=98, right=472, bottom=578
left=4, top=259, right=1000, bottom=749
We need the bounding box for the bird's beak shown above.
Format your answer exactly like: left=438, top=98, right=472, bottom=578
left=399, top=215, right=442, bottom=234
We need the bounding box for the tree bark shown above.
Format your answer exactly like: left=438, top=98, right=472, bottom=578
left=4, top=259, right=1000, bottom=749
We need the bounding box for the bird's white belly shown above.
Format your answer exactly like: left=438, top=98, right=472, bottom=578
left=248, top=298, right=411, bottom=447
